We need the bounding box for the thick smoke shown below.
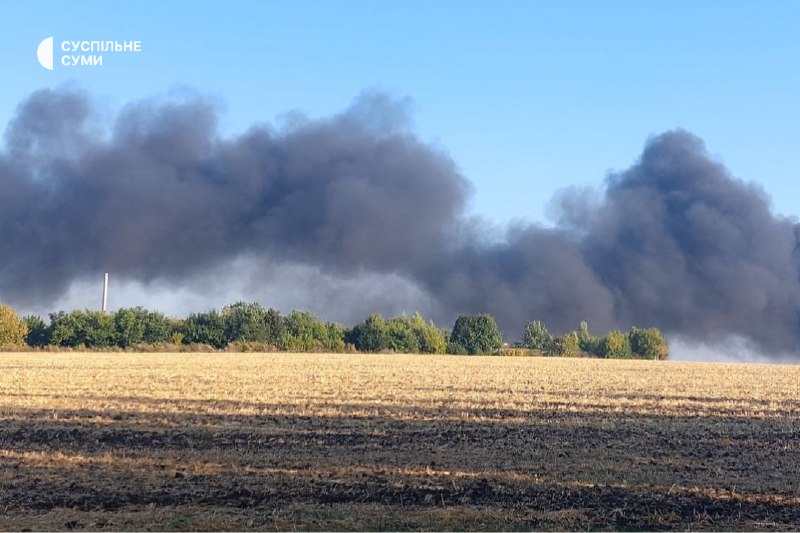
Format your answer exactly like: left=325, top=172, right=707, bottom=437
left=0, top=88, right=468, bottom=302
left=429, top=134, right=800, bottom=353
left=1, top=88, right=799, bottom=355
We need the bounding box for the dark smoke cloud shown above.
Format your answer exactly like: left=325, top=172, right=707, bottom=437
left=583, top=134, right=800, bottom=352
left=428, top=133, right=800, bottom=353
left=0, top=88, right=468, bottom=302
left=2, top=88, right=799, bottom=356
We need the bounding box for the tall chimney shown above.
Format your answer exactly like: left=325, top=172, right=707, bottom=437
left=102, top=272, right=109, bottom=313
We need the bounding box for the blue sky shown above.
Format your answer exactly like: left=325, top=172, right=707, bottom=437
left=2, top=0, right=799, bottom=224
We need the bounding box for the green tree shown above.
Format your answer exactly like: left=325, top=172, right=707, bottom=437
left=222, top=302, right=271, bottom=344
left=629, top=327, right=669, bottom=360
left=521, top=320, right=553, bottom=352
left=279, top=310, right=317, bottom=351
left=319, top=322, right=346, bottom=352
left=141, top=310, right=172, bottom=344
left=0, top=304, right=28, bottom=347
left=597, top=330, right=632, bottom=359
left=277, top=310, right=344, bottom=352
left=85, top=312, right=116, bottom=347
left=347, top=313, right=445, bottom=354
left=113, top=307, right=172, bottom=347
left=49, top=310, right=115, bottom=348
left=449, top=314, right=502, bottom=355
left=114, top=307, right=145, bottom=347
left=181, top=310, right=226, bottom=348
left=446, top=341, right=469, bottom=355
left=346, top=314, right=390, bottom=352
left=48, top=311, right=75, bottom=347
left=548, top=331, right=582, bottom=357
left=410, top=313, right=447, bottom=354
left=386, top=316, right=421, bottom=353
left=265, top=308, right=285, bottom=346
left=23, top=315, right=50, bottom=347
left=169, top=317, right=185, bottom=345
left=577, top=321, right=598, bottom=354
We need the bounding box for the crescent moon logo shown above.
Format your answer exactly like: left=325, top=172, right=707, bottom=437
left=37, top=37, right=54, bottom=71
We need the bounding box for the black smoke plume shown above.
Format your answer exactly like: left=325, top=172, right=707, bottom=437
left=1, top=88, right=799, bottom=355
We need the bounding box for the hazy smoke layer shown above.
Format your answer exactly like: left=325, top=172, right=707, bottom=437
left=1, top=88, right=799, bottom=355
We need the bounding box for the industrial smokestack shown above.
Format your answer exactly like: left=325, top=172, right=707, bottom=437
left=102, top=273, right=108, bottom=313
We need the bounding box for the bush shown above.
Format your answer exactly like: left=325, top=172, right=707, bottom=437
left=0, top=304, right=28, bottom=347
left=547, top=331, right=583, bottom=357
left=48, top=310, right=116, bottom=348
left=114, top=307, right=172, bottom=347
left=222, top=302, right=272, bottom=345
left=449, top=314, right=502, bottom=355
left=629, top=327, right=669, bottom=360
left=521, top=320, right=553, bottom=352
left=597, top=330, right=631, bottom=359
left=181, top=310, right=226, bottom=349
left=225, top=340, right=275, bottom=352
left=500, top=347, right=536, bottom=357
left=23, top=315, right=50, bottom=347
left=265, top=308, right=285, bottom=346
left=416, top=320, right=448, bottom=354
left=386, top=317, right=421, bottom=353
left=346, top=313, right=446, bottom=354
left=401, top=313, right=448, bottom=354
left=577, top=321, right=598, bottom=354
left=320, top=323, right=346, bottom=352
left=347, top=314, right=390, bottom=352
left=140, top=310, right=171, bottom=344
left=279, top=311, right=345, bottom=352
left=446, top=341, right=469, bottom=355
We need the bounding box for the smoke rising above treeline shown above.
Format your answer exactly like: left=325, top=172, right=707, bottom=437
left=1, top=88, right=799, bottom=357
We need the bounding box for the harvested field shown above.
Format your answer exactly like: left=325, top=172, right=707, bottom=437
left=0, top=353, right=799, bottom=531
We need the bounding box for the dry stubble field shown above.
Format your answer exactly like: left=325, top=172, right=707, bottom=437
left=0, top=353, right=799, bottom=531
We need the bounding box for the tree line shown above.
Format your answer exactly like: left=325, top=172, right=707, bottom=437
left=0, top=302, right=668, bottom=359
left=513, top=320, right=668, bottom=360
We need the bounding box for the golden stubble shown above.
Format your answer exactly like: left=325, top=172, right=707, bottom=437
left=1, top=353, right=798, bottom=531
